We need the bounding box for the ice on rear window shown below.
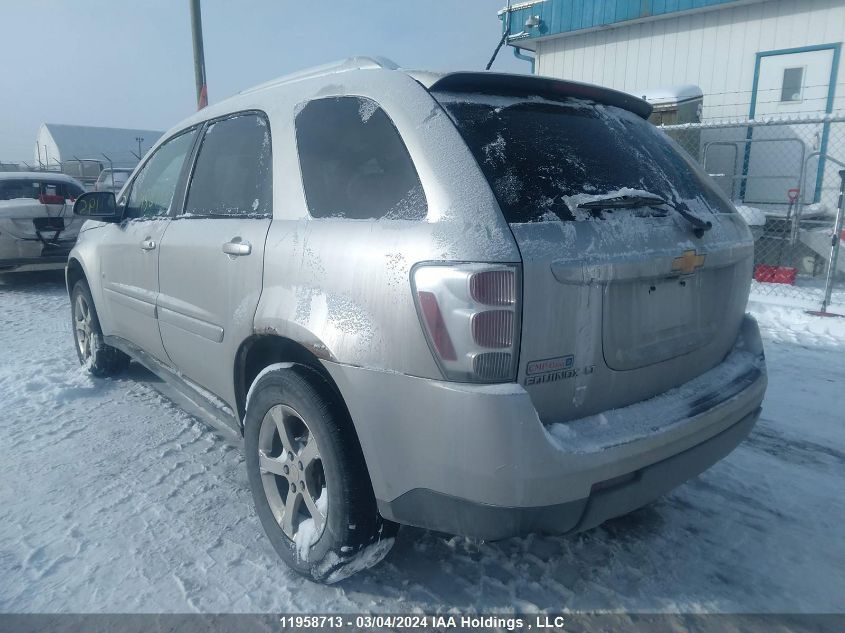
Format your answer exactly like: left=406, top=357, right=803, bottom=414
left=436, top=92, right=734, bottom=224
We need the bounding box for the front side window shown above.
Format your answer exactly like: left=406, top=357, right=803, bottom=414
left=184, top=112, right=272, bottom=217
left=781, top=67, right=804, bottom=102
left=295, top=96, right=427, bottom=220
left=124, top=129, right=197, bottom=219
left=59, top=181, right=85, bottom=199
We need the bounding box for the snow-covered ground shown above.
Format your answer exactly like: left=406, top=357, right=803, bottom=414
left=1, top=270, right=844, bottom=614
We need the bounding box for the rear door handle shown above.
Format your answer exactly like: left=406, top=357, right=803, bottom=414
left=222, top=240, right=252, bottom=256
left=140, top=238, right=156, bottom=251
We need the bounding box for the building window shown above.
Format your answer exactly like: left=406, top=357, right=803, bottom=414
left=780, top=67, right=804, bottom=102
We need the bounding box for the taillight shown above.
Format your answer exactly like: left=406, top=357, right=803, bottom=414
left=412, top=263, right=520, bottom=383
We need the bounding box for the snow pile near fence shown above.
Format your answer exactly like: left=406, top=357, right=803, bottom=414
left=733, top=204, right=766, bottom=227
left=749, top=300, right=845, bottom=348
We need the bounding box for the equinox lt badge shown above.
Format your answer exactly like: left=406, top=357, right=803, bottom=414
left=525, top=355, right=595, bottom=385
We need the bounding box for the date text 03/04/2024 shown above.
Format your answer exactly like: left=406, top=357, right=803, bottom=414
left=277, top=614, right=568, bottom=630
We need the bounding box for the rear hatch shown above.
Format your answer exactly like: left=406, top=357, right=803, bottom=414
left=436, top=91, right=754, bottom=423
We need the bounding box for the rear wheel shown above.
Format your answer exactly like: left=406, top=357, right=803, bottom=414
left=71, top=280, right=130, bottom=377
left=244, top=365, right=397, bottom=583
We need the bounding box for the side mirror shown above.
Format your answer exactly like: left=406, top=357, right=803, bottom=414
left=73, top=191, right=121, bottom=222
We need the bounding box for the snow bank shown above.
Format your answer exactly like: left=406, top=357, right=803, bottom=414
left=749, top=300, right=845, bottom=348
left=733, top=204, right=766, bottom=227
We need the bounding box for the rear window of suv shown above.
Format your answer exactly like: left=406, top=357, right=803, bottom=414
left=436, top=93, right=733, bottom=223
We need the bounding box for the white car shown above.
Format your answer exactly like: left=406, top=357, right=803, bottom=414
left=94, top=168, right=133, bottom=194
left=0, top=172, right=85, bottom=272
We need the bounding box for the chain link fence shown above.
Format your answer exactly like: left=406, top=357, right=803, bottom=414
left=660, top=116, right=845, bottom=313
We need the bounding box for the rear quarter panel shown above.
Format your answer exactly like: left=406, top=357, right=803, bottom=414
left=254, top=70, right=521, bottom=377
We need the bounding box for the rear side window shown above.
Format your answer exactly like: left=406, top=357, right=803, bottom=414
left=437, top=94, right=733, bottom=223
left=295, top=96, right=427, bottom=220
left=185, top=112, right=272, bottom=217
left=0, top=180, right=83, bottom=200
left=0, top=180, right=40, bottom=200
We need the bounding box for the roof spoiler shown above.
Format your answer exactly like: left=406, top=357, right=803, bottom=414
left=427, top=72, right=653, bottom=119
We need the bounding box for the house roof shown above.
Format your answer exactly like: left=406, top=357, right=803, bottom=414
left=40, top=123, right=163, bottom=166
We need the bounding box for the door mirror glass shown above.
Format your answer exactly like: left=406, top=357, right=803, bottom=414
left=73, top=191, right=120, bottom=220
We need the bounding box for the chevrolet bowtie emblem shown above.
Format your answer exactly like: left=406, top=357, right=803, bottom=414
left=672, top=249, right=706, bottom=275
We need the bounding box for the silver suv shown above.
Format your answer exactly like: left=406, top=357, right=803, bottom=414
left=67, top=58, right=767, bottom=583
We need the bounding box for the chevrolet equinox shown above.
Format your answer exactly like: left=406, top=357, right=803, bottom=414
left=67, top=58, right=767, bottom=583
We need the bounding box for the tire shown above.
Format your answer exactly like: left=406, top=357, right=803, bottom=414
left=244, top=365, right=398, bottom=583
left=71, top=279, right=130, bottom=377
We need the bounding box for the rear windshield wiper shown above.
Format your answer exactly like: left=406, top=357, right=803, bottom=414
left=577, top=194, right=667, bottom=210
left=577, top=194, right=713, bottom=238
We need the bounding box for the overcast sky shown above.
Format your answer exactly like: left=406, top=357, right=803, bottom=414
left=0, top=0, right=523, bottom=162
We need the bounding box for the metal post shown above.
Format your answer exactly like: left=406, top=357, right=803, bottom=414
left=190, top=0, right=208, bottom=110
left=819, top=170, right=845, bottom=314
left=486, top=0, right=511, bottom=71
left=101, top=153, right=114, bottom=190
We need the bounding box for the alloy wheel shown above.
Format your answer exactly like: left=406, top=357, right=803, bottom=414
left=74, top=294, right=93, bottom=360
left=257, top=404, right=327, bottom=542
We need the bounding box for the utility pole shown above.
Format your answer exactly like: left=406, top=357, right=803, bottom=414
left=190, top=0, right=208, bottom=110
left=135, top=136, right=144, bottom=158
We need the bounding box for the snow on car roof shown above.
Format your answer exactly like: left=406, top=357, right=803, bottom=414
left=0, top=171, right=83, bottom=184
left=241, top=56, right=652, bottom=118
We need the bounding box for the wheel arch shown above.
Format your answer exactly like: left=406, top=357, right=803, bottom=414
left=234, top=334, right=348, bottom=427
left=235, top=333, right=389, bottom=529
left=65, top=257, right=87, bottom=297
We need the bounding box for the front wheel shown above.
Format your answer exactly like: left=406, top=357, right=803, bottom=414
left=244, top=365, right=397, bottom=583
left=71, top=280, right=130, bottom=377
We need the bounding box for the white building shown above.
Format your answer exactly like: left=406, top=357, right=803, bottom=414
left=501, top=0, right=845, bottom=211
left=35, top=123, right=163, bottom=170
left=502, top=0, right=844, bottom=120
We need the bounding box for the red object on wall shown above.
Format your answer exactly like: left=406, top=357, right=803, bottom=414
left=754, top=264, right=797, bottom=285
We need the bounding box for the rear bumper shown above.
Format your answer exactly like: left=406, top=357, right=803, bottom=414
left=380, top=408, right=759, bottom=539
left=0, top=223, right=75, bottom=270
left=322, top=315, right=767, bottom=540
